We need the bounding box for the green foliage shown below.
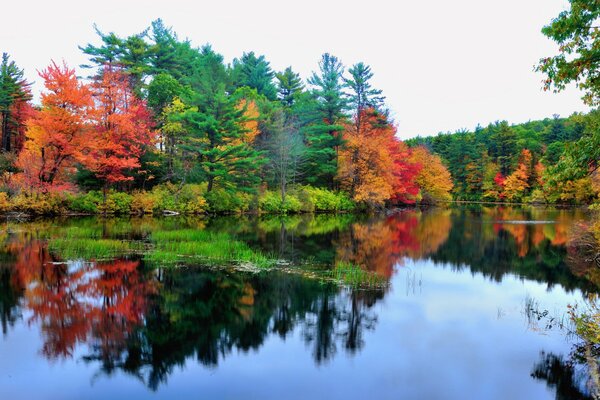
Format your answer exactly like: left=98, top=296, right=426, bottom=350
left=67, top=191, right=103, bottom=213
left=179, top=46, right=265, bottom=193
left=205, top=188, right=253, bottom=214
left=276, top=66, right=304, bottom=107
left=296, top=186, right=355, bottom=212
left=230, top=52, right=277, bottom=101
left=537, top=0, right=600, bottom=106
left=300, top=53, right=348, bottom=188
left=97, top=192, right=133, bottom=215
left=258, top=191, right=302, bottom=214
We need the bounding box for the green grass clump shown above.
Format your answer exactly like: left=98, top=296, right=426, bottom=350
left=146, top=229, right=275, bottom=268
left=48, top=238, right=144, bottom=260
left=331, top=261, right=387, bottom=288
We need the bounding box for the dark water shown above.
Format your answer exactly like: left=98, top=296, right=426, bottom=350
left=0, top=207, right=597, bottom=399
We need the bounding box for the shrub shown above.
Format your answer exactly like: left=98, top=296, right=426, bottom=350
left=131, top=191, right=156, bottom=215
left=206, top=188, right=253, bottom=214
left=296, top=186, right=355, bottom=212
left=97, top=192, right=133, bottom=215
left=0, top=192, right=11, bottom=213
left=67, top=191, right=103, bottom=213
left=11, top=192, right=66, bottom=215
left=177, top=184, right=208, bottom=214
left=259, top=191, right=302, bottom=214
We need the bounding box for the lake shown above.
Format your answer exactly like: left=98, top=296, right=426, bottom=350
left=0, top=206, right=597, bottom=399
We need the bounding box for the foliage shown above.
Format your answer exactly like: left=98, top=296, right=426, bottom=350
left=0, top=52, right=32, bottom=153
left=295, top=186, right=355, bottom=212
left=408, top=146, right=453, bottom=202
left=338, top=108, right=420, bottom=206
left=84, top=65, right=155, bottom=188
left=258, top=190, right=302, bottom=214
left=536, top=0, right=600, bottom=106
left=16, top=61, right=93, bottom=192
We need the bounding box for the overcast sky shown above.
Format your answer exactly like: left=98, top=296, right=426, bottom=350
left=0, top=0, right=589, bottom=139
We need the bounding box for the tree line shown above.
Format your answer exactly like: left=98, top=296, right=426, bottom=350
left=0, top=0, right=598, bottom=213
left=0, top=20, right=453, bottom=214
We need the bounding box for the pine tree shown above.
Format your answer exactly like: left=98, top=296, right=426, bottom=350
left=0, top=53, right=31, bottom=153
left=344, top=62, right=385, bottom=131
left=179, top=47, right=264, bottom=192
left=230, top=52, right=277, bottom=101
left=276, top=67, right=304, bottom=107
left=301, top=53, right=348, bottom=188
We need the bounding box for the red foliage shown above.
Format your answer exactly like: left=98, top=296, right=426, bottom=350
left=84, top=65, right=155, bottom=187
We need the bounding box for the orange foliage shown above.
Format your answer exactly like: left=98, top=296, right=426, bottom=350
left=16, top=61, right=93, bottom=192
left=408, top=146, right=453, bottom=202
left=503, top=149, right=532, bottom=201
left=338, top=109, right=419, bottom=206
left=237, top=99, right=260, bottom=144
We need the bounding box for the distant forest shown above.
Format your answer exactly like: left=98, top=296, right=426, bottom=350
left=407, top=112, right=599, bottom=204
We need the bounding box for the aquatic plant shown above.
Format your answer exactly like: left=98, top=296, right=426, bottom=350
left=145, top=229, right=275, bottom=268
left=48, top=238, right=144, bottom=260
left=331, top=261, right=387, bottom=288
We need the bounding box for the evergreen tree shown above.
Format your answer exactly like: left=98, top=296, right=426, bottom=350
left=493, top=122, right=517, bottom=176
left=276, top=66, right=304, bottom=107
left=230, top=52, right=277, bottom=101
left=0, top=53, right=31, bottom=152
left=180, top=46, right=264, bottom=192
left=344, top=62, right=385, bottom=131
left=301, top=53, right=348, bottom=188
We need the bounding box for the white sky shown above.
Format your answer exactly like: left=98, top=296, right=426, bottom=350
left=0, top=0, right=589, bottom=139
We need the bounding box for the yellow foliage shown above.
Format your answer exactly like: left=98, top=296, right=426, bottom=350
left=409, top=146, right=453, bottom=202
left=503, top=149, right=532, bottom=201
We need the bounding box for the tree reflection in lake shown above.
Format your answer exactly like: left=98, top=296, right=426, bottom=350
left=0, top=207, right=599, bottom=395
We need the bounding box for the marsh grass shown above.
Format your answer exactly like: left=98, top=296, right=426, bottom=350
left=331, top=261, right=387, bottom=288
left=145, top=229, right=275, bottom=268
left=48, top=238, right=144, bottom=260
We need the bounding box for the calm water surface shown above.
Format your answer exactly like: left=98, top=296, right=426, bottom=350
left=0, top=207, right=597, bottom=399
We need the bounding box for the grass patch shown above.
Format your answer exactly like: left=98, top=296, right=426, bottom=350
left=145, top=229, right=275, bottom=268
left=48, top=238, right=144, bottom=260
left=331, top=262, right=387, bottom=288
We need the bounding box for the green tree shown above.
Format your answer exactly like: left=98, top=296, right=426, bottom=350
left=536, top=0, right=600, bottom=106
left=148, top=19, right=202, bottom=84
left=276, top=66, right=304, bottom=107
left=301, top=53, right=348, bottom=188
left=0, top=53, right=31, bottom=152
left=344, top=62, right=385, bottom=130
left=80, top=25, right=152, bottom=97
left=230, top=52, right=277, bottom=101
left=492, top=122, right=517, bottom=176
left=180, top=46, right=264, bottom=192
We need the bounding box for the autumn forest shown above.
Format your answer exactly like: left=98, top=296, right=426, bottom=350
left=0, top=13, right=597, bottom=216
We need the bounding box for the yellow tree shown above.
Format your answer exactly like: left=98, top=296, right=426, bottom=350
left=338, top=109, right=401, bottom=206
left=503, top=149, right=532, bottom=201
left=408, top=146, right=453, bottom=202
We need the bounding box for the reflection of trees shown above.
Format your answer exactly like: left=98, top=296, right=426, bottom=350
left=429, top=208, right=597, bottom=293
left=1, top=237, right=156, bottom=359
left=0, top=265, right=21, bottom=335
left=336, top=209, right=452, bottom=277
left=532, top=351, right=595, bottom=400
left=84, top=268, right=383, bottom=390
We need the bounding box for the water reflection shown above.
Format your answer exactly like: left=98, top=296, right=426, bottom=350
left=0, top=206, right=599, bottom=396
